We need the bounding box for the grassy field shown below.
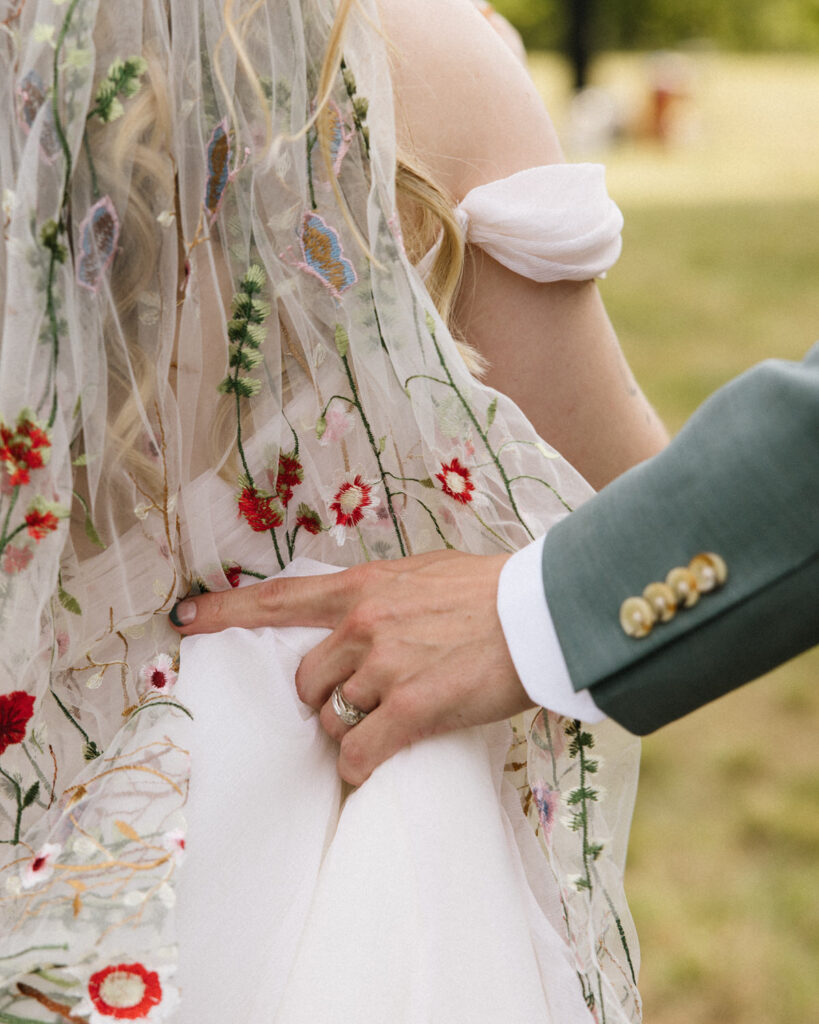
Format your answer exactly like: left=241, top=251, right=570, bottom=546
left=528, top=52, right=819, bottom=1024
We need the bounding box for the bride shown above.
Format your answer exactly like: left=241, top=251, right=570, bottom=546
left=0, top=1, right=666, bottom=1021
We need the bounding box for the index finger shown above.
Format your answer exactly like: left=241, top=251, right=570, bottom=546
left=168, top=568, right=358, bottom=636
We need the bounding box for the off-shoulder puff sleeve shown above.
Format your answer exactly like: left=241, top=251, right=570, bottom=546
left=454, top=163, right=623, bottom=282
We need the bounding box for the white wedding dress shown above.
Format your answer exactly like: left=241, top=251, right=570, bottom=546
left=171, top=167, right=637, bottom=1023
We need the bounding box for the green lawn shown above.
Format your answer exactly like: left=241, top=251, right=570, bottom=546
left=528, top=52, right=819, bottom=1024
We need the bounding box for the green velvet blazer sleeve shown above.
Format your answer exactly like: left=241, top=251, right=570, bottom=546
left=541, top=346, right=819, bottom=734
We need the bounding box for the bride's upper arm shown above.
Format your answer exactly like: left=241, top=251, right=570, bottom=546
left=379, top=0, right=564, bottom=198
left=380, top=0, right=669, bottom=489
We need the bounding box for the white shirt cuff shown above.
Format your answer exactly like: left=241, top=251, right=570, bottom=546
left=497, top=535, right=605, bottom=723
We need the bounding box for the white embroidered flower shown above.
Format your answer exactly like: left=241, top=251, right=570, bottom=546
left=157, top=882, right=176, bottom=908
left=5, top=874, right=22, bottom=896
left=318, top=406, right=353, bottom=445
left=73, top=962, right=179, bottom=1024
left=2, top=189, right=14, bottom=221
left=328, top=474, right=380, bottom=545
left=72, top=834, right=100, bottom=860
left=138, top=653, right=178, bottom=693
left=156, top=209, right=176, bottom=228
left=134, top=502, right=151, bottom=520
left=21, top=842, right=61, bottom=889
left=123, top=888, right=147, bottom=907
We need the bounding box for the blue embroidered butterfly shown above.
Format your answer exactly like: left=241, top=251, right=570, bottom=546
left=204, top=119, right=231, bottom=221
left=77, top=196, right=120, bottom=292
left=298, top=212, right=357, bottom=298
left=16, top=70, right=59, bottom=161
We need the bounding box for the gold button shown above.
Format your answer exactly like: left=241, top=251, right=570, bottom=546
left=666, top=567, right=700, bottom=608
left=689, top=552, right=728, bottom=592
left=620, top=596, right=656, bottom=638
left=642, top=581, right=678, bottom=622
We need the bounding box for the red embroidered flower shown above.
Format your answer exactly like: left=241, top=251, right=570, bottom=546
left=272, top=452, right=303, bottom=507
left=330, top=475, right=375, bottom=528
left=237, top=486, right=283, bottom=531
left=436, top=458, right=474, bottom=504
left=295, top=504, right=322, bottom=535
left=88, top=963, right=163, bottom=1020
left=24, top=507, right=60, bottom=540
left=0, top=414, right=51, bottom=488
left=0, top=690, right=35, bottom=756
left=224, top=564, right=242, bottom=588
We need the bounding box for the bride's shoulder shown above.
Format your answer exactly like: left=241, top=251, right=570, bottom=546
left=377, top=0, right=564, bottom=199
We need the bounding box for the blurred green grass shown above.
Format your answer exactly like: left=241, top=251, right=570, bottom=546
left=528, top=51, right=819, bottom=1024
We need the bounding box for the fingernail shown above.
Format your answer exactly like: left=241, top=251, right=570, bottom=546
left=170, top=600, right=197, bottom=627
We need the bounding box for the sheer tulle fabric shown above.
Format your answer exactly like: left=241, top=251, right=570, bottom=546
left=0, top=2, right=640, bottom=1022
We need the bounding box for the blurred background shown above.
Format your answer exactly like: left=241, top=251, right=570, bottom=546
left=479, top=2, right=819, bottom=1022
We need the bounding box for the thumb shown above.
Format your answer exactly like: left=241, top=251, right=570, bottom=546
left=168, top=571, right=352, bottom=636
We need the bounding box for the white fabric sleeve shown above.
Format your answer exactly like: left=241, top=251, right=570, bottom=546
left=497, top=535, right=606, bottom=722
left=456, top=163, right=623, bottom=282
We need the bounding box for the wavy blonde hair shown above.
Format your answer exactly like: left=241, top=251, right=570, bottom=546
left=94, top=0, right=472, bottom=498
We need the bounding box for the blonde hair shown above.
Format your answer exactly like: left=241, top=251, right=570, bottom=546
left=96, top=0, right=473, bottom=497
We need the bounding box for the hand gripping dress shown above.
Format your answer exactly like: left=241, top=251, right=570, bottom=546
left=0, top=3, right=640, bottom=1022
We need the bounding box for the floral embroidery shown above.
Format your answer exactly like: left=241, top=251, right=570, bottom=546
left=224, top=564, right=242, bottom=588
left=436, top=457, right=475, bottom=504
left=531, top=783, right=560, bottom=840
left=329, top=474, right=379, bottom=544
left=295, top=504, right=323, bottom=535
left=0, top=690, right=35, bottom=756
left=317, top=405, right=354, bottom=445
left=21, top=842, right=61, bottom=890
left=77, top=196, right=121, bottom=292
left=138, top=654, right=178, bottom=693
left=86, top=962, right=163, bottom=1020
left=238, top=485, right=284, bottom=532
left=0, top=411, right=51, bottom=487
left=2, top=542, right=33, bottom=574
left=24, top=498, right=66, bottom=540
left=271, top=452, right=304, bottom=507
left=162, top=827, right=186, bottom=864
left=298, top=212, right=357, bottom=298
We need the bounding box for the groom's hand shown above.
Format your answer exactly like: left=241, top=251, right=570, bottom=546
left=169, top=551, right=533, bottom=785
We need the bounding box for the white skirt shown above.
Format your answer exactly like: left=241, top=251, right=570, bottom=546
left=174, top=560, right=594, bottom=1023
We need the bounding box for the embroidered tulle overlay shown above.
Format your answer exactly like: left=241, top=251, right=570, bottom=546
left=1, top=2, right=640, bottom=1021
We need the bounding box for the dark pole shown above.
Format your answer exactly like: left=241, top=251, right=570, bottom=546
left=566, top=0, right=595, bottom=92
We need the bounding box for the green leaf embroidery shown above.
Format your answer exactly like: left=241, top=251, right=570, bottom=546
left=22, top=782, right=40, bottom=810
left=334, top=324, right=349, bottom=358
left=487, top=397, right=497, bottom=428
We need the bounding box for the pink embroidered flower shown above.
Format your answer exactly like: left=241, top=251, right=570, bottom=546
left=329, top=474, right=379, bottom=544
left=532, top=784, right=561, bottom=841
left=319, top=406, right=354, bottom=445
left=270, top=452, right=303, bottom=507
left=0, top=690, right=35, bottom=756
left=436, top=458, right=474, bottom=504
left=138, top=654, right=177, bottom=693
left=237, top=486, right=283, bottom=532
left=87, top=962, right=163, bottom=1020
left=2, top=543, right=33, bottom=574
left=21, top=842, right=61, bottom=890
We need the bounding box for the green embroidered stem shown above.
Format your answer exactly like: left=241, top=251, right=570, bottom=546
left=341, top=60, right=370, bottom=157
left=507, top=474, right=573, bottom=513
left=306, top=130, right=318, bottom=210
left=600, top=882, right=637, bottom=985
left=0, top=765, right=23, bottom=845
left=0, top=1011, right=59, bottom=1024
left=339, top=350, right=406, bottom=556
left=565, top=720, right=602, bottom=892
left=48, top=687, right=96, bottom=753
left=469, top=507, right=516, bottom=552
left=403, top=373, right=450, bottom=390
left=0, top=488, right=21, bottom=551
left=425, top=316, right=535, bottom=539
left=127, top=700, right=193, bottom=722
left=0, top=945, right=69, bottom=964
left=390, top=490, right=453, bottom=549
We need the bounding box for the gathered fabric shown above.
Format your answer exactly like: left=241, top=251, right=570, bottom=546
left=0, top=2, right=640, bottom=1021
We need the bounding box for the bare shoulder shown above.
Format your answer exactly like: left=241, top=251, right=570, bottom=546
left=376, top=0, right=563, bottom=199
